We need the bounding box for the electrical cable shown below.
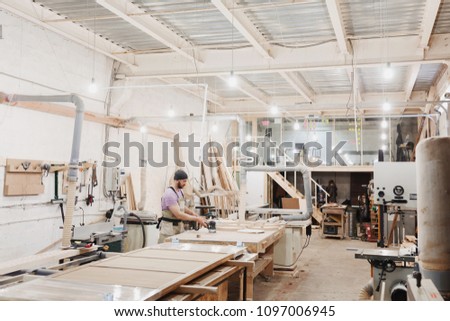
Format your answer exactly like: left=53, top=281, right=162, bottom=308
left=127, top=213, right=146, bottom=249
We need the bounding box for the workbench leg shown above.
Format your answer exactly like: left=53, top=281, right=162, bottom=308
left=246, top=266, right=254, bottom=301
left=262, top=244, right=274, bottom=278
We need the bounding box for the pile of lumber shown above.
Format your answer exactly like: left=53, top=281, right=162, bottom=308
left=197, top=143, right=239, bottom=218
left=120, top=174, right=137, bottom=211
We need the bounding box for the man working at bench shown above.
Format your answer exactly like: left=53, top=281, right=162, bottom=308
left=158, top=169, right=207, bottom=243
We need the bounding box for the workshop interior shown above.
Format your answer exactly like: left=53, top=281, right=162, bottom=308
left=0, top=0, right=449, bottom=301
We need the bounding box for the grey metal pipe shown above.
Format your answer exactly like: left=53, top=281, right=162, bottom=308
left=8, top=94, right=84, bottom=181
left=8, top=94, right=84, bottom=248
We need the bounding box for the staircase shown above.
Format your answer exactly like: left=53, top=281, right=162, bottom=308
left=267, top=172, right=304, bottom=199
left=267, top=171, right=323, bottom=224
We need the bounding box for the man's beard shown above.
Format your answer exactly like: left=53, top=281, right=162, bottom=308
left=177, top=182, right=184, bottom=189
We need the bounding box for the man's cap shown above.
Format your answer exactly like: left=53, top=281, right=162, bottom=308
left=174, top=169, right=188, bottom=180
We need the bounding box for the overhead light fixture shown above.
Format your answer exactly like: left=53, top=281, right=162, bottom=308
left=168, top=106, right=175, bottom=117
left=228, top=71, right=237, bottom=87
left=140, top=126, right=147, bottom=133
left=212, top=123, right=218, bottom=132
left=246, top=134, right=252, bottom=141
left=383, top=101, right=391, bottom=111
left=270, top=104, right=278, bottom=115
left=381, top=119, right=388, bottom=128
left=88, top=78, right=98, bottom=93
left=381, top=133, right=387, bottom=140
left=293, top=122, right=300, bottom=130
left=311, top=133, right=318, bottom=141
left=381, top=144, right=387, bottom=151
left=384, top=62, right=393, bottom=79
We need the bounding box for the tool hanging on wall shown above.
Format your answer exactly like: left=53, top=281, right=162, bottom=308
left=85, top=162, right=97, bottom=206
left=50, top=164, right=66, bottom=223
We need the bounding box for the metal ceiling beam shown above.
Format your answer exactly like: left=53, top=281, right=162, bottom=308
left=125, top=58, right=446, bottom=80
left=404, top=65, right=422, bottom=101
left=0, top=0, right=136, bottom=66
left=279, top=72, right=314, bottom=103
left=419, top=0, right=442, bottom=49
left=96, top=0, right=202, bottom=63
left=218, top=76, right=270, bottom=106
left=435, top=62, right=450, bottom=98
left=325, top=0, right=351, bottom=55
left=211, top=0, right=272, bottom=60
left=159, top=78, right=225, bottom=107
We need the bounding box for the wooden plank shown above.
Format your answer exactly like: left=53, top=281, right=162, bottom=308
left=175, top=285, right=218, bottom=295
left=94, top=256, right=212, bottom=273
left=0, top=278, right=159, bottom=301
left=152, top=243, right=245, bottom=257
left=2, top=100, right=174, bottom=139
left=54, top=266, right=181, bottom=289
left=387, top=213, right=399, bottom=247
left=128, top=249, right=223, bottom=261
left=0, top=248, right=96, bottom=276
left=169, top=227, right=284, bottom=254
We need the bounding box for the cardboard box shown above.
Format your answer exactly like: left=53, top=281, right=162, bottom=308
left=282, top=198, right=300, bottom=209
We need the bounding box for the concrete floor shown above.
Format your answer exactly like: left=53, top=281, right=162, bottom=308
left=253, top=228, right=378, bottom=301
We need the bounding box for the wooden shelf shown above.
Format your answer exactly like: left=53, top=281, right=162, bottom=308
left=321, top=206, right=346, bottom=239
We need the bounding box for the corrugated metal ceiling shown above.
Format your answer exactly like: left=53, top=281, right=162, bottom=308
left=300, top=69, right=351, bottom=95
left=360, top=66, right=409, bottom=93
left=133, top=0, right=248, bottom=47
left=36, top=0, right=166, bottom=51
left=243, top=73, right=297, bottom=97
left=22, top=0, right=449, bottom=107
left=433, top=0, right=450, bottom=34
left=340, top=0, right=427, bottom=38
left=243, top=0, right=336, bottom=45
left=413, top=63, right=444, bottom=92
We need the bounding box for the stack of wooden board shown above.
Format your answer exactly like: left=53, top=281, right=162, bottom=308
left=0, top=244, right=244, bottom=301
left=197, top=142, right=239, bottom=218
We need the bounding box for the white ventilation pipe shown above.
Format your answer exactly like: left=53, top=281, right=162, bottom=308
left=416, top=136, right=450, bottom=295
left=138, top=131, right=148, bottom=211
left=6, top=94, right=84, bottom=249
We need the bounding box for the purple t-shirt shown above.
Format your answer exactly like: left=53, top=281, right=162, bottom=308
left=161, top=188, right=183, bottom=211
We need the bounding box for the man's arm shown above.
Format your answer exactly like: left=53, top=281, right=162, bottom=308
left=185, top=207, right=198, bottom=216
left=168, top=204, right=207, bottom=227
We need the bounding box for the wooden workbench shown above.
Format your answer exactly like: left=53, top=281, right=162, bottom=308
left=166, top=225, right=285, bottom=300
left=0, top=244, right=245, bottom=301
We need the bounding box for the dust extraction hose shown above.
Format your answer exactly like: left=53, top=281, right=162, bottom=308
left=6, top=94, right=84, bottom=248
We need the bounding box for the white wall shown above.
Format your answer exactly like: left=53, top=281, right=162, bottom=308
left=0, top=10, right=231, bottom=262
left=0, top=9, right=112, bottom=261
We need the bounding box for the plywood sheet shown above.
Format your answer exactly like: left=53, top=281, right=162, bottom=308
left=0, top=278, right=158, bottom=301
left=54, top=266, right=182, bottom=289
left=128, top=249, right=224, bottom=262
left=94, top=256, right=206, bottom=273
left=168, top=228, right=284, bottom=253
left=154, top=243, right=245, bottom=257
